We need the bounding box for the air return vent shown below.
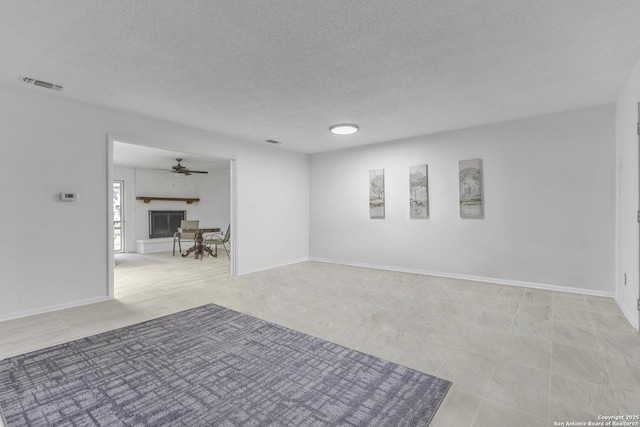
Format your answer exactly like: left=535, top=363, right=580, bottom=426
left=22, top=76, right=63, bottom=91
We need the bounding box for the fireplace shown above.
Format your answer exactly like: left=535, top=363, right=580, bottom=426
left=149, top=210, right=186, bottom=238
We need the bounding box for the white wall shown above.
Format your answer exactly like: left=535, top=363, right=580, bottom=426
left=615, top=56, right=640, bottom=330
left=205, top=168, right=232, bottom=232
left=310, top=105, right=616, bottom=294
left=0, top=82, right=309, bottom=320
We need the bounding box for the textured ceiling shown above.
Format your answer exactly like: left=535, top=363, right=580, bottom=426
left=2, top=1, right=640, bottom=153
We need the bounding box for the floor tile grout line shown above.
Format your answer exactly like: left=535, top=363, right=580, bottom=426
left=51, top=314, right=83, bottom=340
left=479, top=395, right=551, bottom=422
left=470, top=353, right=501, bottom=426
left=593, top=307, right=624, bottom=415
left=470, top=293, right=526, bottom=426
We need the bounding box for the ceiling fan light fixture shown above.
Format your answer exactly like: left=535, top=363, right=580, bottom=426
left=330, top=124, right=359, bottom=135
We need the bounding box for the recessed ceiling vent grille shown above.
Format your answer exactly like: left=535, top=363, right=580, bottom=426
left=22, top=76, right=63, bottom=91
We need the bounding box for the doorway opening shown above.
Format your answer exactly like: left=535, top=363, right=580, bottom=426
left=107, top=137, right=237, bottom=299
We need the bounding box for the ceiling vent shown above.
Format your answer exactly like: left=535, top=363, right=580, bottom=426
left=22, top=76, right=64, bottom=91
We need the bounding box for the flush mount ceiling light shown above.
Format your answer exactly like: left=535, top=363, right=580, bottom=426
left=330, top=124, right=359, bottom=135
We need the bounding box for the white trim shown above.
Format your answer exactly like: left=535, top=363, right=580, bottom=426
left=309, top=257, right=615, bottom=297
left=614, top=155, right=621, bottom=304
left=238, top=257, right=311, bottom=276
left=616, top=294, right=640, bottom=331
left=229, top=158, right=238, bottom=277
left=0, top=296, right=110, bottom=323
left=107, top=135, right=115, bottom=299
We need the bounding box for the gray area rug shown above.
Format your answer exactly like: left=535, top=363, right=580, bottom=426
left=0, top=304, right=451, bottom=426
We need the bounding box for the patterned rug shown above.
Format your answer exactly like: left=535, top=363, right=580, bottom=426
left=0, top=304, right=451, bottom=426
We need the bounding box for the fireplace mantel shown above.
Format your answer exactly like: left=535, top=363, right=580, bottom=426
left=136, top=196, right=200, bottom=204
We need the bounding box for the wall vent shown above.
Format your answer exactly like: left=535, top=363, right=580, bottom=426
left=22, top=76, right=63, bottom=91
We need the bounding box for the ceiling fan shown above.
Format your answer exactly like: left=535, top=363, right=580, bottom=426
left=156, top=158, right=209, bottom=176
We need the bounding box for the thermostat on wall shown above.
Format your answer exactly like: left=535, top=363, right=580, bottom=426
left=60, top=192, right=78, bottom=201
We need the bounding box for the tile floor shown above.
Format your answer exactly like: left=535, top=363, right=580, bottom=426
left=1, top=252, right=639, bottom=426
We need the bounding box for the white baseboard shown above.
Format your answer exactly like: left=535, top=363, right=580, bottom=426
left=0, top=295, right=111, bottom=323
left=309, top=257, right=615, bottom=298
left=238, top=257, right=311, bottom=276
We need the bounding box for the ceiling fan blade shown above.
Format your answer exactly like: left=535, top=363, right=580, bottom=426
left=153, top=159, right=207, bottom=176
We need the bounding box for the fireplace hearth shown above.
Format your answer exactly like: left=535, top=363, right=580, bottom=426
left=149, top=210, right=186, bottom=238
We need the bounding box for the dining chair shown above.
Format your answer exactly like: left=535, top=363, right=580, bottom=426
left=173, top=219, right=199, bottom=256
left=204, top=224, right=230, bottom=259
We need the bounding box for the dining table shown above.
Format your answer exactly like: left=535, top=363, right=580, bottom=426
left=179, top=227, right=221, bottom=259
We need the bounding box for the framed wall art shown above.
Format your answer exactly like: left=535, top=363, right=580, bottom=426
left=409, top=164, right=429, bottom=219
left=369, top=169, right=385, bottom=219
left=459, top=159, right=483, bottom=219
